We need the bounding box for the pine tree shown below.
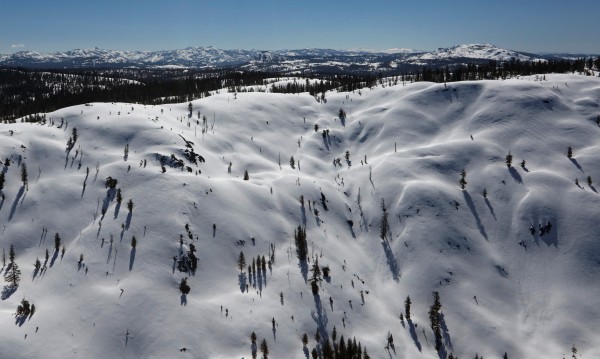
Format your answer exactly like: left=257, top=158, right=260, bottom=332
left=260, top=338, right=269, bottom=359
left=567, top=146, right=573, bottom=159
left=127, top=199, right=134, bottom=212
left=503, top=352, right=508, bottom=359
left=459, top=169, right=467, bottom=189
left=302, top=333, right=308, bottom=346
left=244, top=170, right=249, bottom=180
left=5, top=245, right=21, bottom=286
left=250, top=331, right=257, bottom=344
left=54, top=233, right=61, bottom=252
left=405, top=296, right=412, bottom=321
left=238, top=251, right=246, bottom=273
left=21, top=162, right=28, bottom=188
left=505, top=152, right=513, bottom=168
left=290, top=156, right=295, bottom=169
left=429, top=291, right=443, bottom=351
left=587, top=175, right=592, bottom=186
left=294, top=226, right=308, bottom=261
left=520, top=159, right=526, bottom=169
left=72, top=127, right=78, bottom=143
left=338, top=108, right=346, bottom=119
left=482, top=188, right=487, bottom=198
left=116, top=189, right=122, bottom=204
left=380, top=198, right=389, bottom=240
left=131, top=236, right=137, bottom=248
left=0, top=172, right=4, bottom=191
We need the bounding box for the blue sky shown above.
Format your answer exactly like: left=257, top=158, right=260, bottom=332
left=1, top=0, right=599, bottom=54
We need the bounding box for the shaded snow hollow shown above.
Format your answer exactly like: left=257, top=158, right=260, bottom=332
left=1, top=74, right=600, bottom=358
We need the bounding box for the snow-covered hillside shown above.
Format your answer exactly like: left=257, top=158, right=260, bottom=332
left=1, top=74, right=600, bottom=358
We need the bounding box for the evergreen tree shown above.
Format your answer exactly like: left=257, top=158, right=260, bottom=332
left=505, top=152, right=513, bottom=168
left=294, top=226, right=308, bottom=261
left=250, top=331, right=257, bottom=344
left=290, top=156, right=295, bottom=169
left=302, top=333, right=308, bottom=346
left=244, top=170, right=249, bottom=180
left=238, top=251, right=246, bottom=273
left=131, top=236, right=137, bottom=248
left=482, top=188, right=487, bottom=198
left=503, top=353, right=508, bottom=359
left=54, top=233, right=61, bottom=252
left=567, top=146, right=573, bottom=159
left=338, top=108, right=346, bottom=119
left=520, top=159, right=526, bottom=169
left=116, top=189, right=122, bottom=204
left=380, top=198, right=389, bottom=240
left=587, top=175, right=592, bottom=186
left=0, top=172, right=4, bottom=191
left=72, top=127, right=78, bottom=143
left=127, top=199, right=134, bottom=212
left=21, top=162, right=28, bottom=188
left=5, top=245, right=21, bottom=286
left=429, top=291, right=443, bottom=351
left=405, top=296, right=412, bottom=321
left=260, top=338, right=269, bottom=359
left=459, top=169, right=467, bottom=190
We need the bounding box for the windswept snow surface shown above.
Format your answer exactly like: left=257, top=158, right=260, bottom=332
left=1, top=74, right=600, bottom=358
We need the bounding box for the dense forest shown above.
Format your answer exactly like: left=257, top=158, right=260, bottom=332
left=1, top=56, right=598, bottom=123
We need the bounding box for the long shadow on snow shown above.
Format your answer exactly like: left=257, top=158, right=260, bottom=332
left=312, top=294, right=329, bottom=345
left=8, top=186, right=25, bottom=221
left=381, top=239, right=400, bottom=281
left=125, top=211, right=132, bottom=230
left=238, top=273, right=247, bottom=293
left=484, top=198, right=497, bottom=220
left=570, top=158, right=583, bottom=172
left=408, top=320, right=422, bottom=352
left=463, top=190, right=487, bottom=240
left=508, top=167, right=523, bottom=184
left=440, top=312, right=453, bottom=355
left=129, top=248, right=136, bottom=271
left=299, top=259, right=308, bottom=283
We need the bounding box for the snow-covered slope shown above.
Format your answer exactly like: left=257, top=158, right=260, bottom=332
left=1, top=74, right=600, bottom=358
left=407, top=44, right=543, bottom=63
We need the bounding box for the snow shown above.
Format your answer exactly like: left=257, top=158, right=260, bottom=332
left=1, top=74, right=600, bottom=358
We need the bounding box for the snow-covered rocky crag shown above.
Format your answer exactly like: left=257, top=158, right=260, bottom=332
left=1, top=73, right=600, bottom=358
left=0, top=44, right=548, bottom=72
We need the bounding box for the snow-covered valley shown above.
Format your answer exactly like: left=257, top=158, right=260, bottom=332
left=1, top=74, right=600, bottom=359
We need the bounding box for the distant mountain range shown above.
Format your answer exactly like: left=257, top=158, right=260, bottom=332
left=0, top=44, right=593, bottom=73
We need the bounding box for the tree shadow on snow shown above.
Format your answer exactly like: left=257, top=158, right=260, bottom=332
left=570, top=158, right=583, bottom=172
left=463, top=191, right=487, bottom=240
left=49, top=250, right=59, bottom=268
left=440, top=312, right=453, bottom=355
left=408, top=320, right=422, bottom=352
left=484, top=198, right=496, bottom=220
left=301, top=206, right=307, bottom=226
left=508, top=167, right=523, bottom=184
left=1, top=284, right=17, bottom=300
left=125, top=211, right=132, bottom=230
left=114, top=202, right=121, bottom=219
left=238, top=273, right=247, bottom=293
left=299, top=259, right=308, bottom=284
left=381, top=239, right=400, bottom=281
left=8, top=186, right=25, bottom=221
left=129, top=248, right=136, bottom=271
left=348, top=222, right=356, bottom=238
left=311, top=294, right=329, bottom=344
